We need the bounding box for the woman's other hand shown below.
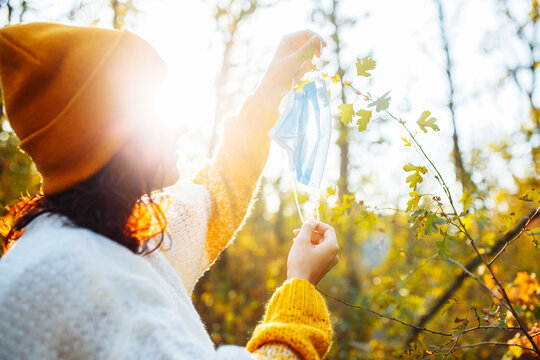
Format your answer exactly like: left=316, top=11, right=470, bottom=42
left=287, top=218, right=339, bottom=286
left=252, top=29, right=327, bottom=113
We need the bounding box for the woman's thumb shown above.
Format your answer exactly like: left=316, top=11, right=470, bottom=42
left=297, top=218, right=317, bottom=243
left=294, top=35, right=321, bottom=62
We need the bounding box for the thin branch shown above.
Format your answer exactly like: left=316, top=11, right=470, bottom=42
left=432, top=338, right=455, bottom=353
left=488, top=206, right=540, bottom=265
left=382, top=92, right=540, bottom=353
left=442, top=333, right=460, bottom=359
left=461, top=325, right=521, bottom=335
left=434, top=0, right=473, bottom=192
left=408, top=208, right=539, bottom=339
left=325, top=60, right=540, bottom=355
left=445, top=257, right=510, bottom=311
left=453, top=341, right=535, bottom=352
left=381, top=92, right=540, bottom=354
left=317, top=288, right=454, bottom=337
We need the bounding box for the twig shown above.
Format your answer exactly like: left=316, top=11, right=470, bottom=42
left=453, top=341, right=535, bottom=352
left=461, top=326, right=521, bottom=335
left=431, top=338, right=455, bottom=353
left=488, top=206, right=540, bottom=265
left=408, top=209, right=540, bottom=339
left=330, top=69, right=540, bottom=355
left=317, top=288, right=454, bottom=337
left=445, top=257, right=510, bottom=312
left=442, top=333, right=460, bottom=359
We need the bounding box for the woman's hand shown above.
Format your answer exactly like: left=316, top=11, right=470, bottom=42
left=287, top=218, right=339, bottom=286
left=252, top=29, right=327, bottom=114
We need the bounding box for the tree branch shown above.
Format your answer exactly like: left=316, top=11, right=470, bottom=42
left=407, top=208, right=539, bottom=340
left=434, top=0, right=474, bottom=193
left=317, top=288, right=454, bottom=337
left=452, top=341, right=535, bottom=352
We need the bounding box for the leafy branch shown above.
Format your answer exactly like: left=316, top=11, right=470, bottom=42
left=313, top=54, right=540, bottom=355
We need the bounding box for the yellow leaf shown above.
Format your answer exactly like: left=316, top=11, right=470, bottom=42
left=337, top=104, right=354, bottom=125
left=330, top=74, right=340, bottom=83
left=326, top=184, right=336, bottom=197
left=401, top=137, right=412, bottom=147
left=406, top=191, right=422, bottom=212
left=356, top=56, right=376, bottom=77
left=460, top=188, right=472, bottom=210
left=416, top=110, right=440, bottom=133
left=356, top=109, right=372, bottom=132
left=519, top=188, right=538, bottom=202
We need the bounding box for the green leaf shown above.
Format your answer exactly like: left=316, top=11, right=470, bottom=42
left=416, top=110, right=440, bottom=133
left=355, top=109, right=372, bottom=132
left=422, top=213, right=447, bottom=236
left=440, top=229, right=458, bottom=242
left=368, top=91, right=391, bottom=112
left=436, top=238, right=449, bottom=258
left=337, top=104, right=354, bottom=125
left=424, top=212, right=440, bottom=235
left=355, top=56, right=376, bottom=77
left=434, top=216, right=447, bottom=225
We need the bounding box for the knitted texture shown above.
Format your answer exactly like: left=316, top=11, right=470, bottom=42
left=247, top=279, right=333, bottom=360
left=193, top=94, right=278, bottom=265
left=253, top=343, right=301, bottom=359
left=0, top=213, right=253, bottom=360
left=158, top=181, right=211, bottom=294
left=0, top=22, right=167, bottom=194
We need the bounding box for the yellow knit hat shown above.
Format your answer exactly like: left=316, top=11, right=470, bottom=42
left=0, top=22, right=167, bottom=194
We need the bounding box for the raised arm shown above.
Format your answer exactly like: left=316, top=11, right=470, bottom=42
left=192, top=95, right=278, bottom=271
left=159, top=30, right=327, bottom=294
left=193, top=30, right=327, bottom=276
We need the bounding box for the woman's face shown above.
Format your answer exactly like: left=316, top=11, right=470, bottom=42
left=120, top=116, right=182, bottom=193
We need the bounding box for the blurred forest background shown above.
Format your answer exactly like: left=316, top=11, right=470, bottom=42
left=0, top=0, right=539, bottom=359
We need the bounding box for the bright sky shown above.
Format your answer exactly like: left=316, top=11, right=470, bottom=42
left=136, top=0, right=537, bottom=213
left=10, top=0, right=538, bottom=213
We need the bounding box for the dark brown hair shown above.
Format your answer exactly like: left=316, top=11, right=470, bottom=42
left=1, top=139, right=170, bottom=255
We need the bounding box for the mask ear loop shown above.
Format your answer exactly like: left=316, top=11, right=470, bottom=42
left=292, top=177, right=305, bottom=223
left=310, top=39, right=323, bottom=222
left=313, top=187, right=320, bottom=221
left=289, top=72, right=305, bottom=223
left=291, top=38, right=324, bottom=224
left=292, top=181, right=321, bottom=222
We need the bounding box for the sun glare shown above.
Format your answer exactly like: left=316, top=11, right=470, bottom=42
left=137, top=1, right=219, bottom=148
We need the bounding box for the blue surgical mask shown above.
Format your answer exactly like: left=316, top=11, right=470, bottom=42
left=269, top=76, right=332, bottom=188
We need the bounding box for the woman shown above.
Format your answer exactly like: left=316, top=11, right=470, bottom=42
left=0, top=22, right=338, bottom=359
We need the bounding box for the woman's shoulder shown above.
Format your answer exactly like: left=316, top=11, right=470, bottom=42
left=0, top=213, right=162, bottom=293
left=2, top=213, right=137, bottom=267
left=0, top=214, right=163, bottom=359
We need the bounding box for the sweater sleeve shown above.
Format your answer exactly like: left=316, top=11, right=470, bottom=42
left=193, top=95, right=279, bottom=272
left=248, top=279, right=333, bottom=360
